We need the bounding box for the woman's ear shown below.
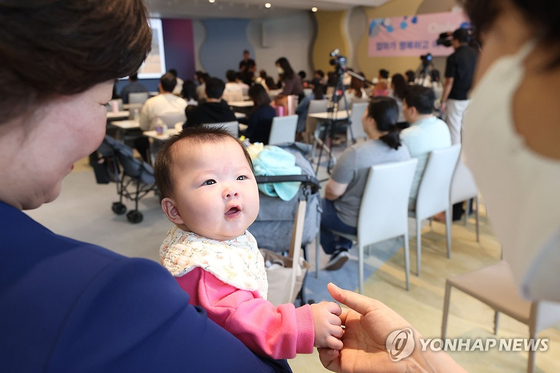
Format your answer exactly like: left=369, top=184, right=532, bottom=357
left=161, top=197, right=184, bottom=226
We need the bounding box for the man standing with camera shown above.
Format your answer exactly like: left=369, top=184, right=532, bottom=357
left=441, top=28, right=478, bottom=144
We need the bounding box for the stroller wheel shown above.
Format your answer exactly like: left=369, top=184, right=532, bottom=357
left=112, top=202, right=127, bottom=215
left=127, top=210, right=143, bottom=224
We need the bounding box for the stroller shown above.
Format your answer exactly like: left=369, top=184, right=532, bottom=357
left=91, top=135, right=157, bottom=224
left=250, top=143, right=322, bottom=305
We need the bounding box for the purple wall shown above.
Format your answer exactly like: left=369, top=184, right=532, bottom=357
left=162, top=19, right=196, bottom=83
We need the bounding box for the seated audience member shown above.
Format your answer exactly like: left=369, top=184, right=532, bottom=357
left=346, top=75, right=367, bottom=102
left=296, top=78, right=325, bottom=134
left=255, top=70, right=268, bottom=88
left=265, top=77, right=277, bottom=91
left=372, top=69, right=390, bottom=97
left=405, top=70, right=416, bottom=85
left=320, top=97, right=411, bottom=270
left=389, top=73, right=407, bottom=123
left=314, top=69, right=327, bottom=86
left=181, top=80, right=198, bottom=106
left=298, top=70, right=309, bottom=88
left=136, top=73, right=188, bottom=161
left=196, top=73, right=210, bottom=102
left=223, top=69, right=244, bottom=102
left=183, top=77, right=237, bottom=129
left=168, top=68, right=184, bottom=96
left=400, top=85, right=451, bottom=208
left=139, top=73, right=187, bottom=131
left=241, top=84, right=276, bottom=144
left=235, top=72, right=250, bottom=94
left=120, top=73, right=149, bottom=104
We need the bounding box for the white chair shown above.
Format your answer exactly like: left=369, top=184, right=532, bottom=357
left=318, top=159, right=418, bottom=293
left=269, top=115, right=298, bottom=145
left=442, top=259, right=560, bottom=373
left=158, top=112, right=186, bottom=130
left=204, top=121, right=239, bottom=138
left=410, top=144, right=461, bottom=276
left=129, top=92, right=149, bottom=104
left=345, top=102, right=368, bottom=146
left=450, top=159, right=479, bottom=241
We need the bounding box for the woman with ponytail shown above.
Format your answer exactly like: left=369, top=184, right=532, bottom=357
left=320, top=97, right=411, bottom=270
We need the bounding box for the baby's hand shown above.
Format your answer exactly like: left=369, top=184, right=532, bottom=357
left=310, top=301, right=344, bottom=350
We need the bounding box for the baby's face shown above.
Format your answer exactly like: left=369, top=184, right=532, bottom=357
left=170, top=137, right=259, bottom=241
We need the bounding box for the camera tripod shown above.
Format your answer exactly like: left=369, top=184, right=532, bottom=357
left=313, top=69, right=371, bottom=175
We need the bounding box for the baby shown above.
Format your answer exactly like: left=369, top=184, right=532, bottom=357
left=154, top=126, right=343, bottom=359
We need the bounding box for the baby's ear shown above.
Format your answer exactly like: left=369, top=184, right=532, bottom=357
left=161, top=197, right=184, bottom=225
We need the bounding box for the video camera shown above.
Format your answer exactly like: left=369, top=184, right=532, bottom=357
left=329, top=49, right=347, bottom=76
left=436, top=27, right=478, bottom=49
left=420, top=53, right=433, bottom=66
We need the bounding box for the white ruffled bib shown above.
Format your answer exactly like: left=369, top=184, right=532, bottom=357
left=160, top=227, right=268, bottom=299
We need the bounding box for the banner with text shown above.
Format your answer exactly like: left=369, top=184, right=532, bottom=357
left=368, top=12, right=470, bottom=58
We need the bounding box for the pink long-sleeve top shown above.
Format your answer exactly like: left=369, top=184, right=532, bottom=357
left=176, top=267, right=314, bottom=359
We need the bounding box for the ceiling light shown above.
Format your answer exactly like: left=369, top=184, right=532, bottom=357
left=208, top=0, right=215, bottom=3
left=265, top=2, right=271, bottom=8
left=311, top=7, right=318, bottom=12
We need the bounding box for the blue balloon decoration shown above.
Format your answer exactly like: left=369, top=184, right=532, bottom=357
left=369, top=20, right=377, bottom=36
left=401, top=21, right=408, bottom=30
left=387, top=25, right=394, bottom=33
left=412, top=16, right=418, bottom=24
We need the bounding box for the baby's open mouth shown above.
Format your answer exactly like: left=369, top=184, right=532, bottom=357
left=225, top=206, right=240, bottom=216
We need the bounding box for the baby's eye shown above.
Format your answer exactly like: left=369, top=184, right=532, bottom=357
left=202, top=179, right=216, bottom=186
left=237, top=175, right=248, bottom=181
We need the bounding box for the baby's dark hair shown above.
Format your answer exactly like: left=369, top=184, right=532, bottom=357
left=154, top=126, right=254, bottom=201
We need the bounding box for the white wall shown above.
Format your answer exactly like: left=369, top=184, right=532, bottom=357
left=247, top=12, right=316, bottom=79
left=345, top=7, right=368, bottom=72
left=192, top=20, right=207, bottom=72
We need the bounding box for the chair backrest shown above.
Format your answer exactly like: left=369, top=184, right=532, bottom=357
left=416, top=144, right=461, bottom=219
left=347, top=102, right=368, bottom=141
left=357, top=159, right=418, bottom=245
left=129, top=92, right=149, bottom=104
left=203, top=121, right=239, bottom=138
left=158, top=112, right=187, bottom=129
left=450, top=159, right=478, bottom=204
left=269, top=115, right=298, bottom=145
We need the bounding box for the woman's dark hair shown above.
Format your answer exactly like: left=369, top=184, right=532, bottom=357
left=155, top=126, right=253, bottom=201
left=265, top=77, right=277, bottom=90
left=366, top=97, right=401, bottom=150
left=460, top=0, right=560, bottom=67
left=405, top=70, right=416, bottom=83
left=181, top=80, right=198, bottom=101
left=379, top=69, right=390, bottom=79
left=205, top=78, right=226, bottom=99
left=0, top=0, right=152, bottom=125
left=259, top=70, right=267, bottom=79
left=248, top=84, right=271, bottom=108
left=391, top=74, right=407, bottom=100
left=275, top=57, right=295, bottom=80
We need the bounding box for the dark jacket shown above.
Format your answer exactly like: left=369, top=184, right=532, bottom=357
left=183, top=100, right=238, bottom=129
left=0, top=201, right=291, bottom=372
left=243, top=104, right=276, bottom=144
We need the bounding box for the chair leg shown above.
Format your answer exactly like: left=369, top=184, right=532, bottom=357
left=446, top=207, right=452, bottom=259
left=463, top=200, right=469, bottom=226
left=475, top=196, right=480, bottom=242
left=416, top=219, right=421, bottom=276
left=493, top=311, right=500, bottom=335
left=442, top=281, right=452, bottom=339
left=528, top=328, right=537, bottom=373
left=358, top=243, right=364, bottom=294
left=315, top=231, right=320, bottom=279
left=404, top=233, right=410, bottom=291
